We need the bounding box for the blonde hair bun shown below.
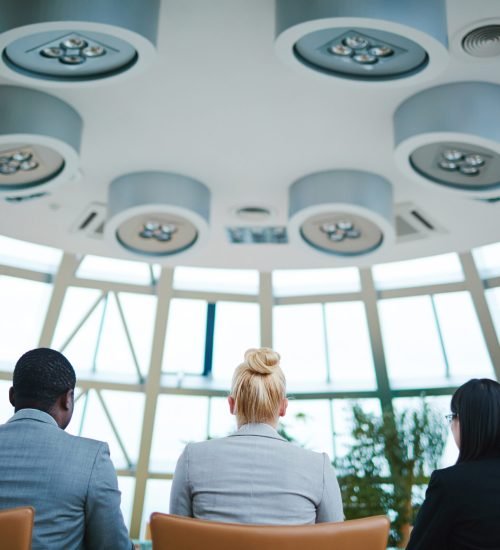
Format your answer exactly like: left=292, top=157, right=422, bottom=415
left=244, top=347, right=281, bottom=375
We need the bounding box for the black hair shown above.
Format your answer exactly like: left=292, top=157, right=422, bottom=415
left=13, top=348, right=76, bottom=412
left=451, top=378, right=500, bottom=463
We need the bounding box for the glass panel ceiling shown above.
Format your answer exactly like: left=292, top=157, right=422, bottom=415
left=76, top=255, right=153, bottom=285
left=173, top=266, right=259, bottom=294
left=472, top=242, right=500, bottom=279
left=272, top=267, right=360, bottom=297
left=372, top=253, right=464, bottom=290
left=0, top=234, right=62, bottom=273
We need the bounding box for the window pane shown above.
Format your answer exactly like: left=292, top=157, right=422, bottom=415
left=433, top=292, right=494, bottom=380
left=272, top=267, right=360, bottom=297
left=67, top=389, right=144, bottom=470
left=52, top=287, right=103, bottom=374
left=0, top=276, right=52, bottom=364
left=332, top=399, right=382, bottom=460
left=486, top=288, right=500, bottom=343
left=208, top=397, right=237, bottom=439
left=142, top=480, right=172, bottom=538
left=149, top=395, right=209, bottom=472
left=0, top=234, right=62, bottom=273
left=282, top=399, right=333, bottom=456
left=392, top=396, right=458, bottom=468
left=372, top=253, right=464, bottom=290
left=378, top=296, right=447, bottom=388
left=273, top=304, right=327, bottom=383
left=76, top=255, right=153, bottom=285
left=0, top=380, right=14, bottom=423
left=473, top=242, right=500, bottom=279
left=117, top=476, right=136, bottom=530
left=211, top=302, right=260, bottom=381
left=162, top=299, right=207, bottom=374
left=53, top=290, right=154, bottom=379
left=174, top=267, right=259, bottom=294
left=324, top=302, right=376, bottom=390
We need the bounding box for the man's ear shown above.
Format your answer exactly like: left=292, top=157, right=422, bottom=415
left=61, top=389, right=74, bottom=411
left=228, top=396, right=236, bottom=415
left=9, top=387, right=15, bottom=407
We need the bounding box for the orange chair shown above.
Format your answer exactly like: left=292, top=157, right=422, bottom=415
left=149, top=513, right=390, bottom=550
left=0, top=506, right=35, bottom=550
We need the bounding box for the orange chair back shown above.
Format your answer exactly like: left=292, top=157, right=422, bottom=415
left=150, top=513, right=390, bottom=550
left=0, top=506, right=34, bottom=550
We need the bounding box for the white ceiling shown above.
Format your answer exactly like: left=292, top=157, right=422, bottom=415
left=0, top=0, right=499, bottom=270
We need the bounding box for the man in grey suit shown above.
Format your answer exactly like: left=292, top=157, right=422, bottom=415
left=0, top=348, right=133, bottom=550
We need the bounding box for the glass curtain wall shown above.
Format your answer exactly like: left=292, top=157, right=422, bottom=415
left=0, top=235, right=499, bottom=538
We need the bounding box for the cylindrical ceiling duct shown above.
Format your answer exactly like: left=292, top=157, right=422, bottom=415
left=289, top=170, right=394, bottom=256
left=106, top=171, right=211, bottom=259
left=394, top=82, right=500, bottom=197
left=275, top=0, right=448, bottom=83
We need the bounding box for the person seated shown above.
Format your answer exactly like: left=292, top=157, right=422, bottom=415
left=407, top=378, right=500, bottom=550
left=170, top=347, right=344, bottom=524
left=0, top=348, right=133, bottom=550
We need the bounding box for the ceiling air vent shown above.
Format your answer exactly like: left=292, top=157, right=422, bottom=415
left=227, top=227, right=288, bottom=244
left=394, top=202, right=446, bottom=243
left=462, top=26, right=500, bottom=57
left=71, top=202, right=106, bottom=238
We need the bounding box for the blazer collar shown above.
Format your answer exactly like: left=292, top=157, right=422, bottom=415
left=7, top=408, right=58, bottom=428
left=229, top=422, right=286, bottom=442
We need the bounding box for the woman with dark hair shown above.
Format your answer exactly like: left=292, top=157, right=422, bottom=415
left=406, top=378, right=500, bottom=549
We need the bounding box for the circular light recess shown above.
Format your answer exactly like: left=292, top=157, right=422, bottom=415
left=410, top=142, right=500, bottom=191
left=0, top=144, right=64, bottom=191
left=294, top=27, right=428, bottom=80
left=4, top=31, right=137, bottom=80
left=0, top=0, right=159, bottom=85
left=0, top=86, right=81, bottom=196
left=275, top=0, right=448, bottom=83
left=106, top=171, right=211, bottom=259
left=394, top=82, right=500, bottom=197
left=288, top=170, right=394, bottom=257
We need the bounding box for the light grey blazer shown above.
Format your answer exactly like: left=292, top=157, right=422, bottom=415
left=0, top=409, right=132, bottom=550
left=170, top=422, right=344, bottom=525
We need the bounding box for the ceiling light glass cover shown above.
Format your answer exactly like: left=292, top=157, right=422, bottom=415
left=394, top=82, right=500, bottom=197
left=106, top=172, right=210, bottom=259
left=275, top=0, right=448, bottom=82
left=0, top=0, right=159, bottom=85
left=0, top=86, right=81, bottom=196
left=288, top=170, right=394, bottom=257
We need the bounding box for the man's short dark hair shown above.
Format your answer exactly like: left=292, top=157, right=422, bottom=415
left=13, top=348, right=76, bottom=411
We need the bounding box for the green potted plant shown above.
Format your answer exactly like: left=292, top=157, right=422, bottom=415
left=335, top=400, right=447, bottom=547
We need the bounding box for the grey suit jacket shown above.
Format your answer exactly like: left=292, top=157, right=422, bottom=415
left=170, top=422, right=344, bottom=525
left=0, top=409, right=132, bottom=550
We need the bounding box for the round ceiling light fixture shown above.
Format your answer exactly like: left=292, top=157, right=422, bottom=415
left=0, top=0, right=159, bottom=85
left=394, top=82, right=500, bottom=197
left=288, top=170, right=394, bottom=257
left=275, top=0, right=448, bottom=83
left=0, top=86, right=81, bottom=196
left=106, top=172, right=211, bottom=259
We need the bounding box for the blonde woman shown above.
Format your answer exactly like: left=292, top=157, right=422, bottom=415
left=169, top=348, right=344, bottom=524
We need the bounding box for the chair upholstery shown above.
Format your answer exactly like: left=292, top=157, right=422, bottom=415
left=150, top=513, right=390, bottom=550
left=0, top=506, right=35, bottom=550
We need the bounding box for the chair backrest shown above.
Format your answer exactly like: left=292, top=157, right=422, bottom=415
left=0, top=506, right=35, bottom=550
left=150, top=513, right=390, bottom=550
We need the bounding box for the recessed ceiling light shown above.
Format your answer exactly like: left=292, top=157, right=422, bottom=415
left=275, top=0, right=448, bottom=82
left=394, top=82, right=500, bottom=197
left=106, top=171, right=211, bottom=259
left=0, top=0, right=159, bottom=85
left=0, top=86, right=81, bottom=196
left=288, top=170, right=394, bottom=256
